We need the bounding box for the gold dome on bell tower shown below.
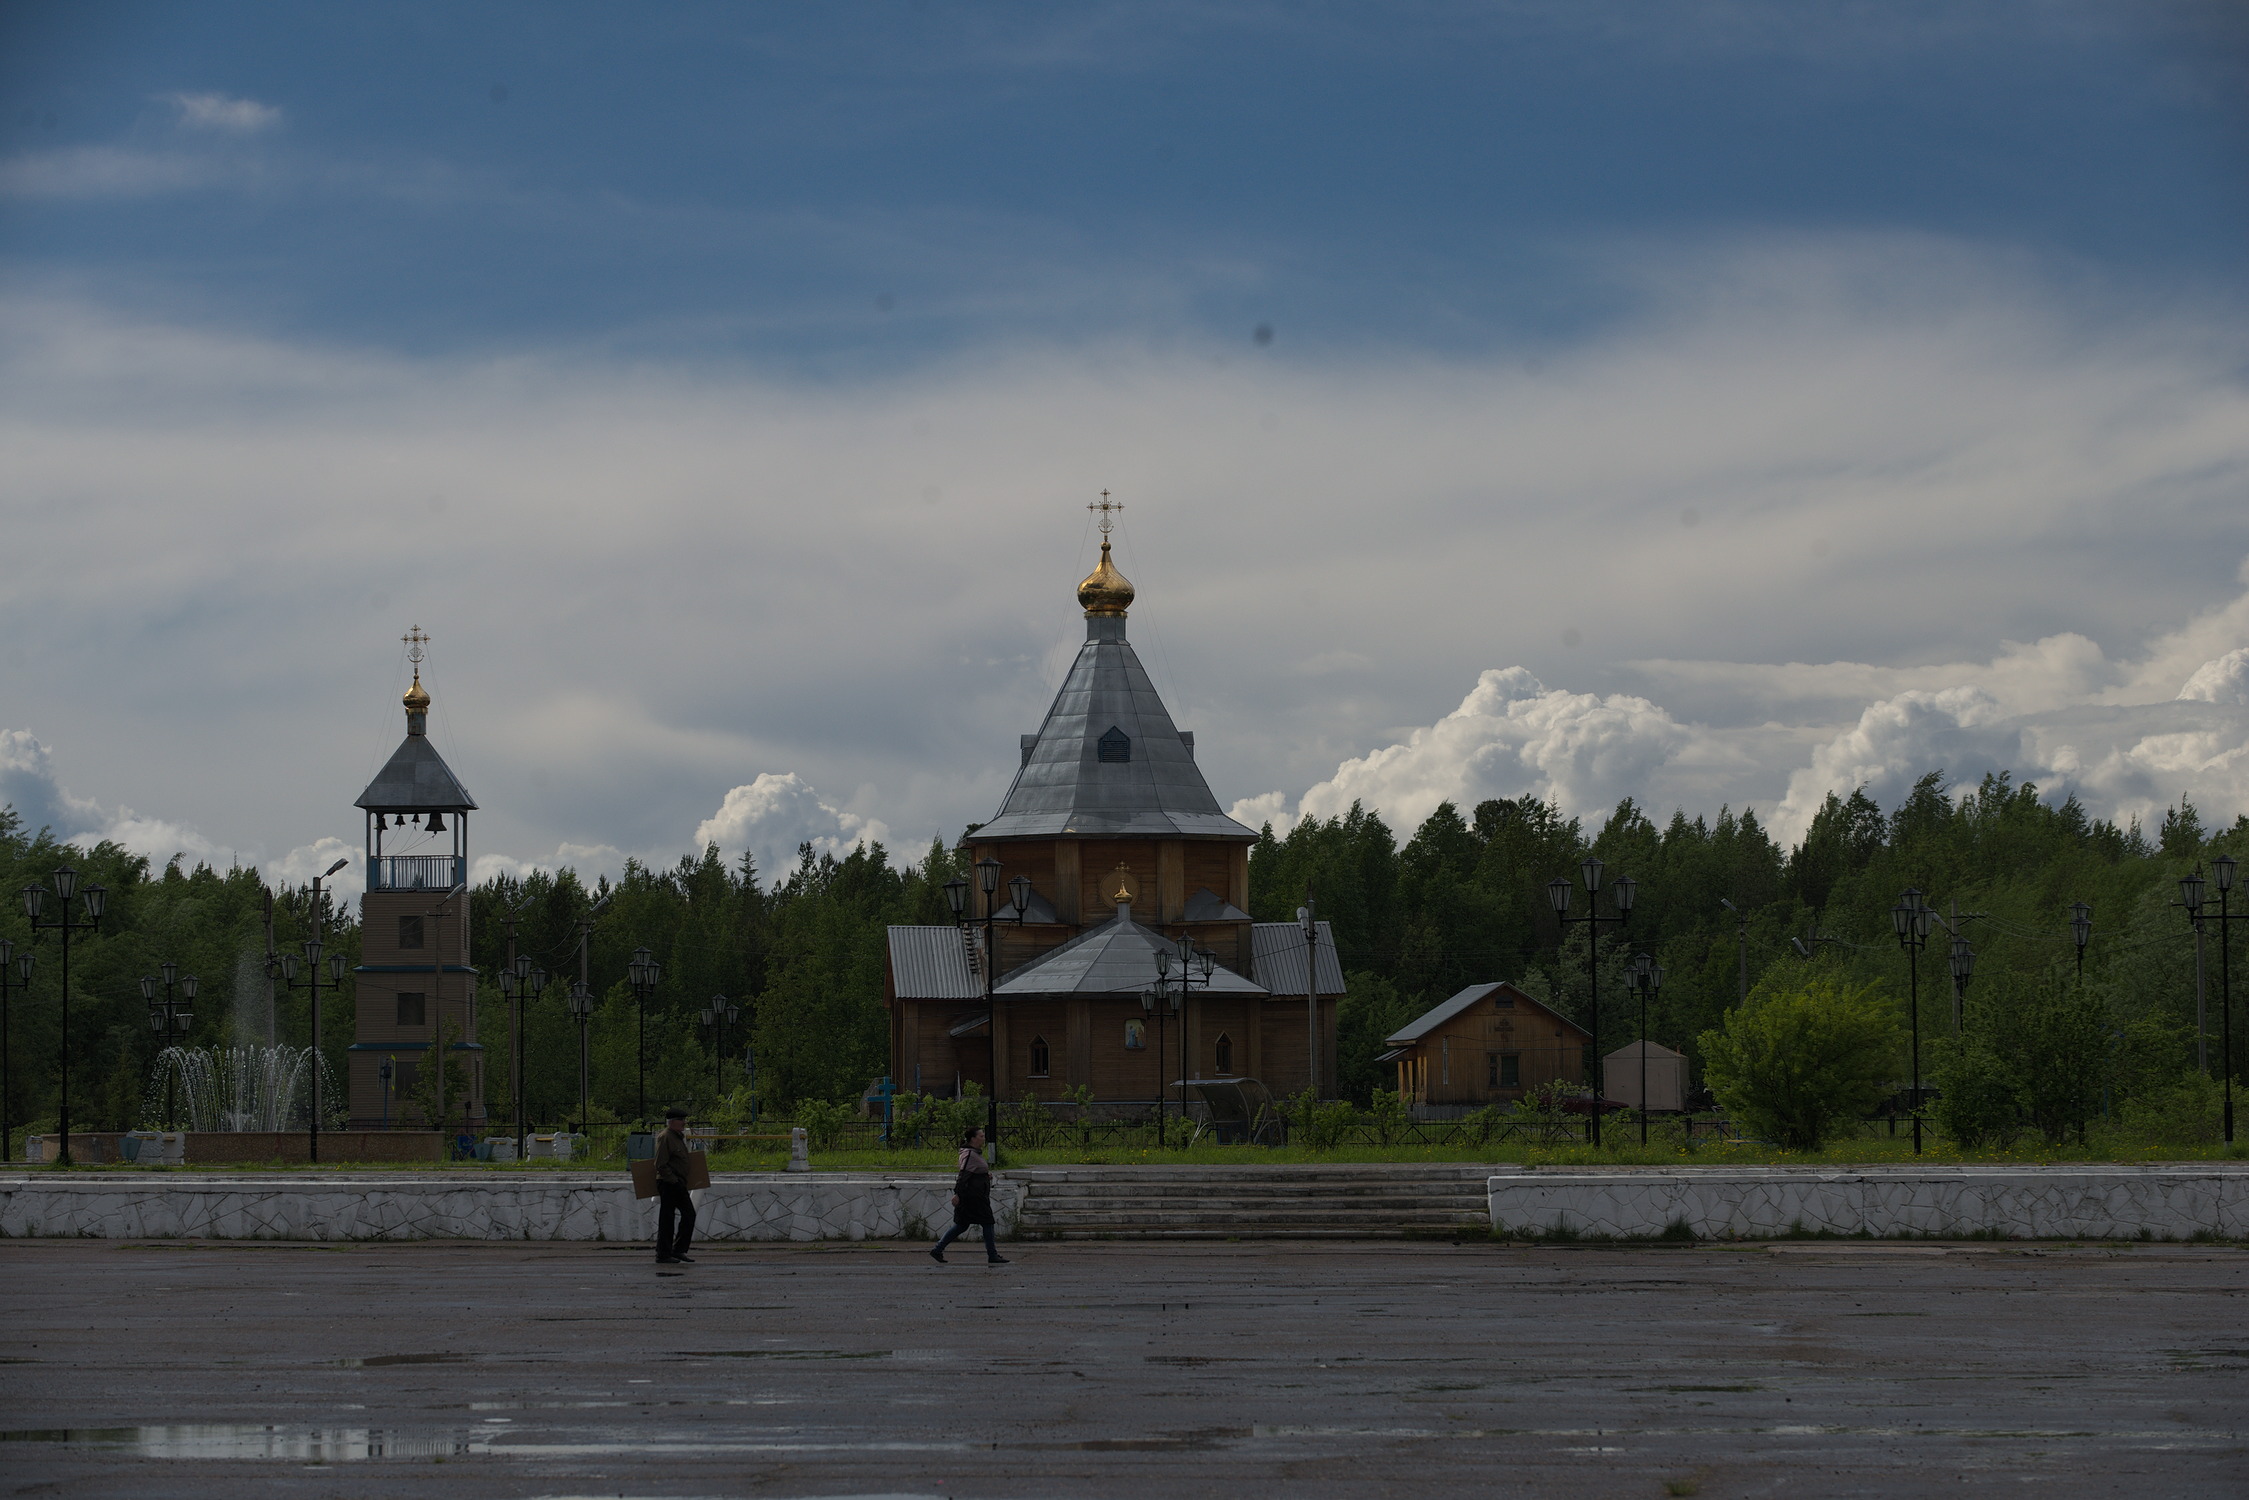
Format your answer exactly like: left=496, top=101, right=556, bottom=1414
left=1077, top=491, right=1134, bottom=617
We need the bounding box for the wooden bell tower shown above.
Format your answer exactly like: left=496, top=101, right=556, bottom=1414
left=348, top=627, right=484, bottom=1131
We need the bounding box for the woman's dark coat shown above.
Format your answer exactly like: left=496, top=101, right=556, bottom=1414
left=951, top=1150, right=994, bottom=1228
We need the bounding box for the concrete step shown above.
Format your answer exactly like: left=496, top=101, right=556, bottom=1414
left=1009, top=1165, right=1493, bottom=1239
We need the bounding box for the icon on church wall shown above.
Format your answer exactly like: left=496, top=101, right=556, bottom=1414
left=1124, top=1019, right=1145, bottom=1051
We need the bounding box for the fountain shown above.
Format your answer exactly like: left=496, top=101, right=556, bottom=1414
left=148, top=1045, right=341, bottom=1133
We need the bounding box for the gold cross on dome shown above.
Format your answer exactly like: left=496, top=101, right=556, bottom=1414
left=1088, top=489, right=1122, bottom=537
left=402, top=624, right=430, bottom=669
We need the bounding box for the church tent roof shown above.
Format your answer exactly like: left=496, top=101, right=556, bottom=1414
left=355, top=734, right=476, bottom=812
left=975, top=615, right=1256, bottom=842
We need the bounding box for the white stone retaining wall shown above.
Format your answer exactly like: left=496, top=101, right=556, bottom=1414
left=1488, top=1166, right=2249, bottom=1240
left=0, top=1174, right=1022, bottom=1243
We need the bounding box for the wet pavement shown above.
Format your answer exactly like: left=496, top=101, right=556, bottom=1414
left=1, top=1237, right=2242, bottom=1496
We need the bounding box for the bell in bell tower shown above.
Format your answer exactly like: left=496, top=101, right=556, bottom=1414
left=348, top=626, right=483, bottom=1134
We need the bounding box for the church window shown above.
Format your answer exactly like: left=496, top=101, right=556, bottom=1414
left=1214, top=1033, right=1232, bottom=1074
left=390, top=1059, right=418, bottom=1096
left=398, top=915, right=425, bottom=950
left=1494, top=995, right=1514, bottom=1010
left=1097, top=726, right=1131, bottom=763
left=1499, top=1053, right=1521, bottom=1088
left=396, top=992, right=426, bottom=1027
left=1030, top=1035, right=1051, bottom=1077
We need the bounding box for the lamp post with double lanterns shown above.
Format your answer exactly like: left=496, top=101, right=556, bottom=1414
left=944, top=859, right=1031, bottom=1150
left=1547, top=856, right=1635, bottom=1147
left=1626, top=952, right=1664, bottom=1145
left=2180, top=860, right=2238, bottom=1144
left=498, top=958, right=547, bottom=1160
left=1148, top=934, right=1216, bottom=1147
left=22, top=867, right=106, bottom=1165
left=700, top=995, right=738, bottom=1111
left=627, top=947, right=662, bottom=1125
left=140, top=963, right=198, bottom=1130
left=1890, top=888, right=1937, bottom=1155
left=566, top=982, right=596, bottom=1132
left=1948, top=934, right=1977, bottom=1035
left=277, top=939, right=349, bottom=1163
left=0, top=939, right=31, bottom=1161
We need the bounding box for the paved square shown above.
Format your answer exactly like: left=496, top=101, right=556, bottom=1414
left=1, top=1238, right=2241, bottom=1496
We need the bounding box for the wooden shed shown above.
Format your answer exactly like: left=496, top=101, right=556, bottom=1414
left=1601, top=1040, right=1690, bottom=1113
left=1380, top=982, right=1590, bottom=1118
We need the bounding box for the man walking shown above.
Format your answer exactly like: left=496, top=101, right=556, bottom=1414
left=654, top=1106, right=697, bottom=1265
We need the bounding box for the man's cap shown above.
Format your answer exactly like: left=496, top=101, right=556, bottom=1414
left=664, top=1106, right=689, bottom=1119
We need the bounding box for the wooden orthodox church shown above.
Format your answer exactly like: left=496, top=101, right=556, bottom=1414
left=885, top=505, right=1348, bottom=1107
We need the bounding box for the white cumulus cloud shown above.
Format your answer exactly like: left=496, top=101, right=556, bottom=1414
left=692, top=773, right=891, bottom=883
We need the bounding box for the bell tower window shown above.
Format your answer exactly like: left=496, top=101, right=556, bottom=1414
left=1097, top=726, right=1131, bottom=763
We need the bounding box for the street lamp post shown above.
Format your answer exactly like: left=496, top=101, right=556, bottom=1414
left=943, top=860, right=1031, bottom=1150
left=1627, top=952, right=1664, bottom=1145
left=1717, top=898, right=1748, bottom=1005
left=700, top=995, right=738, bottom=1110
left=567, top=890, right=610, bottom=1133
left=1890, top=887, right=1936, bottom=1155
left=1547, top=856, right=1635, bottom=1148
left=1948, top=934, right=1976, bottom=1035
left=1144, top=934, right=1215, bottom=1147
left=140, top=963, right=198, bottom=1129
left=498, top=958, right=547, bottom=1160
left=21, top=867, right=107, bottom=1166
left=2180, top=867, right=2210, bottom=1080
left=0, top=940, right=32, bottom=1161
left=566, top=984, right=595, bottom=1132
left=2069, top=901, right=2093, bottom=982
left=627, top=947, right=662, bottom=1125
left=1295, top=896, right=1320, bottom=1097
left=278, top=939, right=349, bottom=1163
left=2187, top=858, right=2239, bottom=1143
left=379, top=1055, right=394, bottom=1129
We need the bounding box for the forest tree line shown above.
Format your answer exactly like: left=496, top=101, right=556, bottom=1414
left=0, top=769, right=2236, bottom=1136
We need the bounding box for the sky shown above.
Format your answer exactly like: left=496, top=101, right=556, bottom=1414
left=3, top=0, right=2248, bottom=899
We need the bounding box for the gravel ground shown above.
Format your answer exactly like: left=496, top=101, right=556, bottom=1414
left=1, top=1236, right=2242, bottom=1497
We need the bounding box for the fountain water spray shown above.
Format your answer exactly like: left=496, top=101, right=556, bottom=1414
left=148, top=1045, right=339, bottom=1133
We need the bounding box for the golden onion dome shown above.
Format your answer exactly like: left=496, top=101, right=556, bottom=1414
left=1077, top=539, right=1135, bottom=617
left=403, top=675, right=431, bottom=716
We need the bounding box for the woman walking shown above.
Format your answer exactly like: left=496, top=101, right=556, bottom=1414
left=930, top=1126, right=1008, bottom=1265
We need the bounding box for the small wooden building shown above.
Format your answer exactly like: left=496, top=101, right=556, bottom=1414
left=1381, top=982, right=1590, bottom=1118
left=1601, top=1040, right=1689, bottom=1113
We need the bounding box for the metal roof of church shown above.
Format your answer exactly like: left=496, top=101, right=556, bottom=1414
left=355, top=733, right=477, bottom=812
left=1248, top=920, right=1348, bottom=997
left=993, top=903, right=1268, bottom=998
left=975, top=614, right=1257, bottom=842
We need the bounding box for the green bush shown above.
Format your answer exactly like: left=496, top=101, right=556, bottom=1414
left=1931, top=1040, right=2023, bottom=1149
left=792, top=1097, right=859, bottom=1149
left=1282, top=1087, right=1358, bottom=1150
left=2117, top=1069, right=2225, bottom=1146
left=1699, top=977, right=1902, bottom=1151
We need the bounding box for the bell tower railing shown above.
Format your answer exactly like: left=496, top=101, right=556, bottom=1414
left=370, top=854, right=466, bottom=892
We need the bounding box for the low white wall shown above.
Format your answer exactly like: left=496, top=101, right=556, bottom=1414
left=0, top=1174, right=1022, bottom=1243
left=1488, top=1166, right=2249, bottom=1241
